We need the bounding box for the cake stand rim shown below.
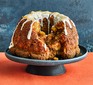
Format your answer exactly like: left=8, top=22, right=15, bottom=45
left=5, top=45, right=88, bottom=66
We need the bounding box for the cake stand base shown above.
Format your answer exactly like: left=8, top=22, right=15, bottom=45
left=26, top=64, right=66, bottom=76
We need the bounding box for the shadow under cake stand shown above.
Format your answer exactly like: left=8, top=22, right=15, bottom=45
left=5, top=45, right=88, bottom=76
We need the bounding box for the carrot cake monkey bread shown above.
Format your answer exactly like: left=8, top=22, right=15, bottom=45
left=9, top=11, right=80, bottom=60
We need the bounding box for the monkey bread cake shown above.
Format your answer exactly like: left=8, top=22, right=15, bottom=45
left=9, top=11, right=80, bottom=60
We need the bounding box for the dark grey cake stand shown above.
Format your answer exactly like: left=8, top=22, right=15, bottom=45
left=5, top=45, right=88, bottom=76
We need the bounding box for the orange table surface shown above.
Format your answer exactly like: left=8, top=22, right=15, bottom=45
left=0, top=52, right=93, bottom=85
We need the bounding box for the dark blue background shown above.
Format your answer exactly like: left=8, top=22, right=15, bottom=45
left=0, top=0, right=93, bottom=51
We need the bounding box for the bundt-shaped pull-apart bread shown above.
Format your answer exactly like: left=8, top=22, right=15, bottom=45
left=9, top=11, right=80, bottom=60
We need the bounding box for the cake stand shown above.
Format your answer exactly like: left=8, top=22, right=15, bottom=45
left=5, top=45, right=88, bottom=76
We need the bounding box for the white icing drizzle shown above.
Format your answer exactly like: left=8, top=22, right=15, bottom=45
left=40, top=19, right=43, bottom=27
left=9, top=11, right=75, bottom=49
left=9, top=42, right=14, bottom=49
left=43, top=44, right=47, bottom=51
left=66, top=19, right=72, bottom=28
left=23, top=11, right=51, bottom=34
left=27, top=20, right=39, bottom=39
left=23, top=11, right=73, bottom=36
left=62, top=20, right=68, bottom=35
left=27, top=21, right=34, bottom=39
left=64, top=26, right=68, bottom=35
left=62, top=20, right=71, bottom=35
left=9, top=19, right=24, bottom=48
left=49, top=12, right=73, bottom=35
left=71, top=20, right=76, bottom=27
left=36, top=38, right=47, bottom=51
left=20, top=20, right=30, bottom=30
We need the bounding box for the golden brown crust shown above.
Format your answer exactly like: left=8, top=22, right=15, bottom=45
left=9, top=12, right=80, bottom=60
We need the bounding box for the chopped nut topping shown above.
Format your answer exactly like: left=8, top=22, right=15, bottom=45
left=53, top=57, right=59, bottom=60
left=51, top=26, right=57, bottom=32
left=39, top=31, right=45, bottom=36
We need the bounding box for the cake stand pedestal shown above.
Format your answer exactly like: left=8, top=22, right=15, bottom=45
left=26, top=64, right=65, bottom=76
